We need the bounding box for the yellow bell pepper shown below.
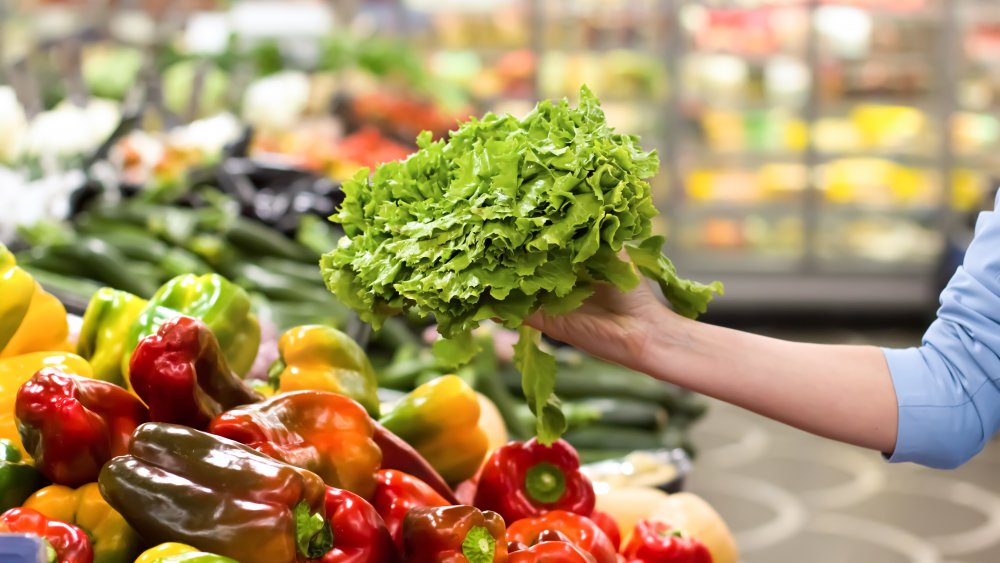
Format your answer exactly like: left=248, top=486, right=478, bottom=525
left=0, top=352, right=92, bottom=457
left=135, top=544, right=196, bottom=563
left=135, top=543, right=237, bottom=563
left=23, top=483, right=141, bottom=563
left=476, top=392, right=509, bottom=459
left=270, top=325, right=380, bottom=416
left=379, top=375, right=489, bottom=484
left=0, top=244, right=70, bottom=358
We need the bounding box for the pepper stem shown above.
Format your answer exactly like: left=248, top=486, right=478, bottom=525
left=462, top=526, right=496, bottom=563
left=293, top=501, right=334, bottom=559
left=524, top=462, right=566, bottom=504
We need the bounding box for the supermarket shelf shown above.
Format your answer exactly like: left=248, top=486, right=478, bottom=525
left=680, top=100, right=807, bottom=112
left=677, top=149, right=939, bottom=167
left=815, top=151, right=937, bottom=166
left=679, top=150, right=805, bottom=166
left=681, top=202, right=803, bottom=217
left=673, top=252, right=802, bottom=274
left=956, top=154, right=1000, bottom=170
left=681, top=51, right=809, bottom=65
left=410, top=0, right=980, bottom=311
left=815, top=256, right=937, bottom=275
left=681, top=202, right=943, bottom=219
left=818, top=95, right=934, bottom=109
left=682, top=270, right=937, bottom=314
left=678, top=97, right=934, bottom=115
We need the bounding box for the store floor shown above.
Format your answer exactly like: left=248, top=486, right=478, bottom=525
left=686, top=325, right=1000, bottom=563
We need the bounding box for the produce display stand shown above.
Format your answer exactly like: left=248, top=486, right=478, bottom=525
left=0, top=0, right=704, bottom=460
left=0, top=3, right=744, bottom=562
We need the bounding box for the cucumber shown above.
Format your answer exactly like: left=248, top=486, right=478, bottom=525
left=18, top=265, right=103, bottom=303
left=125, top=260, right=167, bottom=287
left=577, top=449, right=637, bottom=464
left=17, top=240, right=158, bottom=297
left=476, top=369, right=533, bottom=440
left=231, top=263, right=334, bottom=303
left=75, top=215, right=149, bottom=235
left=500, top=354, right=706, bottom=419
left=78, top=205, right=154, bottom=227
left=377, top=350, right=439, bottom=390
left=257, top=256, right=323, bottom=284
left=226, top=217, right=315, bottom=263
left=86, top=231, right=169, bottom=263
left=371, top=317, right=423, bottom=351
left=158, top=247, right=213, bottom=278
left=568, top=397, right=668, bottom=430
left=563, top=425, right=667, bottom=451
left=16, top=249, right=92, bottom=278
left=260, top=298, right=350, bottom=331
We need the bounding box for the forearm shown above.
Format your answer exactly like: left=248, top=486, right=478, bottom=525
left=635, top=312, right=899, bottom=453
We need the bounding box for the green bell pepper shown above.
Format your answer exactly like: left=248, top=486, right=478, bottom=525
left=136, top=543, right=238, bottom=563
left=0, top=439, right=47, bottom=512
left=77, top=288, right=148, bottom=386
left=121, top=274, right=261, bottom=384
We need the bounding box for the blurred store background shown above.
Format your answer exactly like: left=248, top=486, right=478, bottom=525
left=1, top=0, right=999, bottom=561
left=3, top=0, right=999, bottom=317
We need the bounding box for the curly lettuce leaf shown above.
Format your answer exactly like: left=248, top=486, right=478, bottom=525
left=627, top=236, right=724, bottom=319
left=515, top=326, right=566, bottom=445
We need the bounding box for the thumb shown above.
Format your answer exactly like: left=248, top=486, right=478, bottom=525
left=523, top=311, right=546, bottom=332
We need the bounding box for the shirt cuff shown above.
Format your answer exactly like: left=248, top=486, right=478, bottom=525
left=881, top=346, right=982, bottom=469
left=881, top=347, right=929, bottom=465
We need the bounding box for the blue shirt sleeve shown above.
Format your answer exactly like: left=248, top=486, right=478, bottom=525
left=883, top=189, right=1000, bottom=469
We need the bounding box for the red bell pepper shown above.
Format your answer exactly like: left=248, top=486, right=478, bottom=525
left=402, top=505, right=507, bottom=563
left=129, top=316, right=262, bottom=431
left=506, top=511, right=616, bottom=563
left=210, top=391, right=382, bottom=499
left=15, top=368, right=148, bottom=487
left=589, top=511, right=621, bottom=551
left=373, top=423, right=458, bottom=504
left=369, top=469, right=450, bottom=550
left=473, top=438, right=595, bottom=523
left=508, top=541, right=597, bottom=563
left=453, top=470, right=480, bottom=506
left=0, top=507, right=93, bottom=563
left=318, top=487, right=396, bottom=563
left=621, top=520, right=713, bottom=563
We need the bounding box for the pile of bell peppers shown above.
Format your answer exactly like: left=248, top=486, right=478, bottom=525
left=0, top=244, right=718, bottom=562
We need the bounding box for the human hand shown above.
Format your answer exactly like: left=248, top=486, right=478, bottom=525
left=524, top=279, right=672, bottom=371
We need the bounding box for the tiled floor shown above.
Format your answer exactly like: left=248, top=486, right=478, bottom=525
left=686, top=325, right=1000, bottom=563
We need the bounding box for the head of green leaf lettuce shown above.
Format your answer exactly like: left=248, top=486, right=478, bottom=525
left=320, top=86, right=722, bottom=442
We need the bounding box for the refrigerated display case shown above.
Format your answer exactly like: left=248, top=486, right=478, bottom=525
left=599, top=1, right=997, bottom=312
left=397, top=0, right=997, bottom=313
